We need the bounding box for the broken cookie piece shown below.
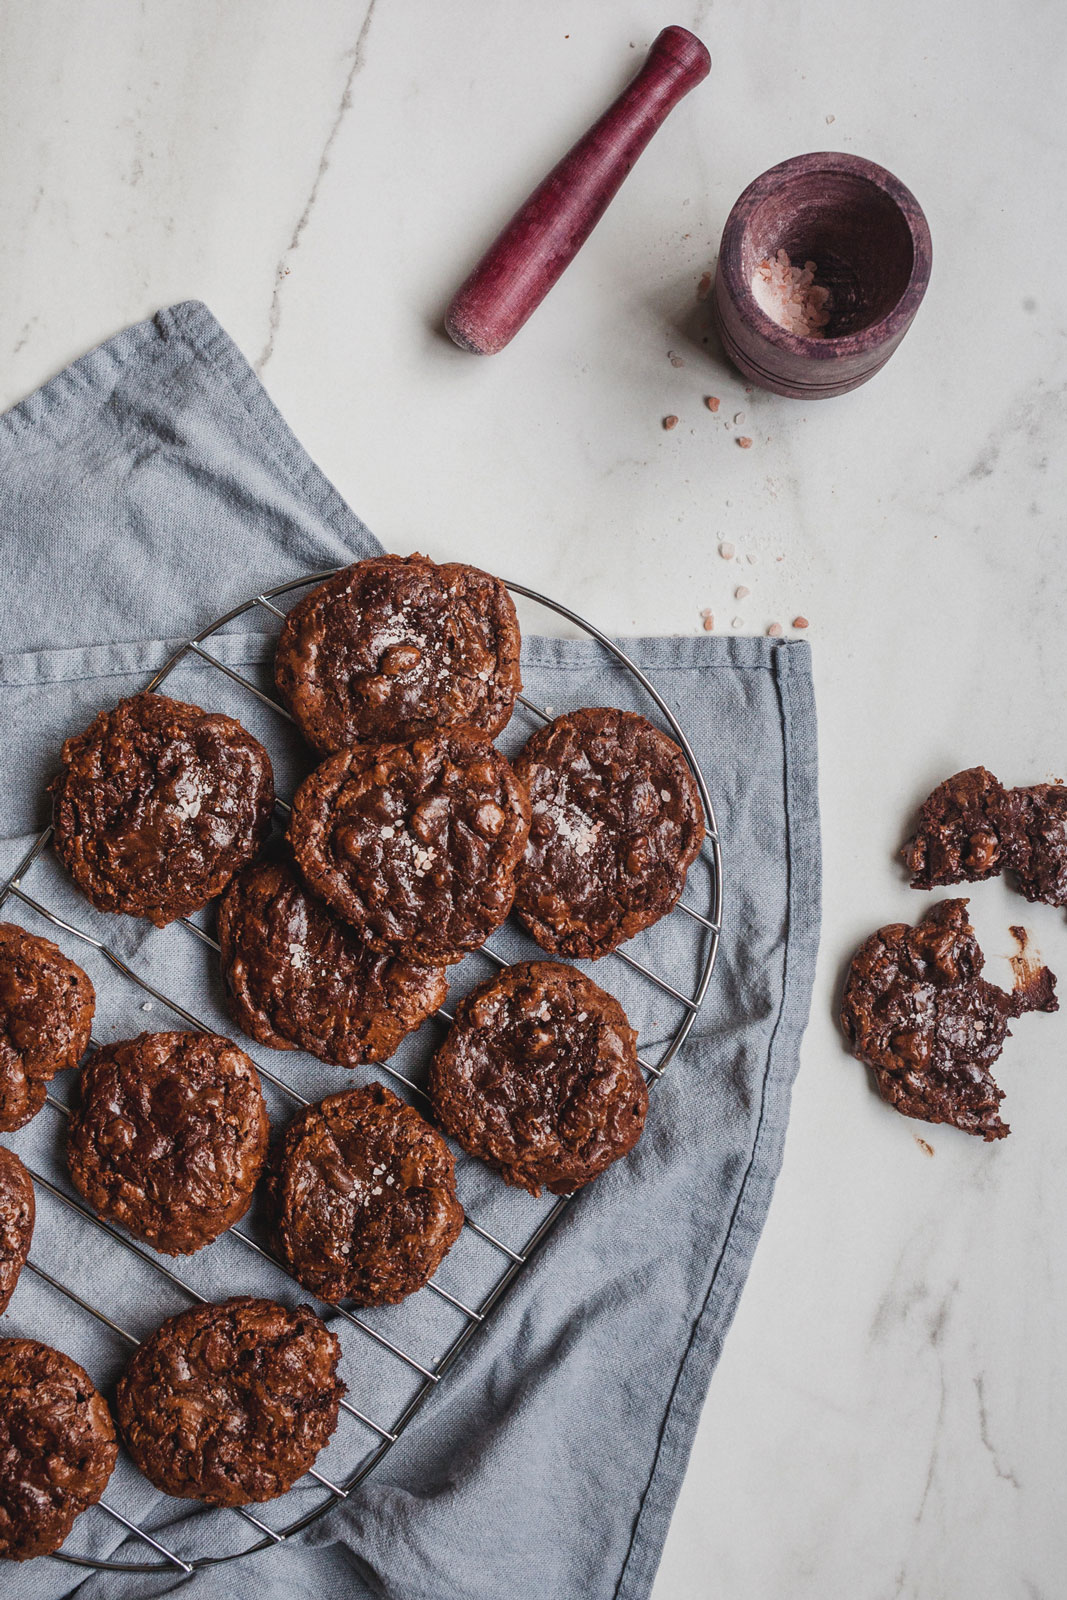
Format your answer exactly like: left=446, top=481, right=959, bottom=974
left=840, top=899, right=1057, bottom=1140
left=903, top=768, right=1067, bottom=909
left=902, top=766, right=1028, bottom=888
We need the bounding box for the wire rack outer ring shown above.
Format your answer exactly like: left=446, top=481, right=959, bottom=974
left=0, top=571, right=723, bottom=1574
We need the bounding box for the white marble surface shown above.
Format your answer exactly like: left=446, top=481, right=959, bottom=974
left=2, top=2, right=1065, bottom=1595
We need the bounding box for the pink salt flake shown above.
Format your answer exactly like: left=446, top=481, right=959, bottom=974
left=662, top=414, right=678, bottom=430
left=704, top=396, right=720, bottom=412
left=735, top=584, right=750, bottom=600
left=767, top=622, right=784, bottom=638
left=737, top=436, right=753, bottom=449
left=700, top=610, right=715, bottom=632
left=718, top=541, right=735, bottom=560
left=751, top=248, right=832, bottom=338
left=697, top=271, right=712, bottom=299
left=793, top=615, right=810, bottom=629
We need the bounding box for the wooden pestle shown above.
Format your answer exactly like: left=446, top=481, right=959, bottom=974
left=445, top=27, right=711, bottom=355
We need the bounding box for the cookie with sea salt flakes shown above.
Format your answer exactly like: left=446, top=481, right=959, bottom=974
left=268, top=1084, right=464, bottom=1305
left=0, top=1147, right=34, bottom=1316
left=512, top=708, right=705, bottom=959
left=50, top=692, right=274, bottom=927
left=288, top=730, right=531, bottom=966
left=274, top=553, right=522, bottom=752
left=217, top=857, right=447, bottom=1066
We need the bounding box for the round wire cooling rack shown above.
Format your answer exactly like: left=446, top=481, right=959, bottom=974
left=0, top=571, right=724, bottom=1575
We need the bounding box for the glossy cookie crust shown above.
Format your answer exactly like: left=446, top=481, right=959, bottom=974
left=275, top=553, right=522, bottom=751
left=429, top=960, right=647, bottom=1195
left=0, top=922, right=95, bottom=1131
left=270, top=1083, right=464, bottom=1305
left=116, top=1297, right=343, bottom=1506
left=218, top=858, right=446, bottom=1066
left=512, top=708, right=704, bottom=959
left=289, top=731, right=530, bottom=966
left=51, top=692, right=274, bottom=927
left=67, top=1031, right=269, bottom=1254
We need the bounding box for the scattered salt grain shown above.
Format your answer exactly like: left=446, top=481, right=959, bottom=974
left=793, top=616, right=810, bottom=629
left=767, top=622, right=784, bottom=638
left=732, top=616, right=745, bottom=628
left=141, top=1001, right=153, bottom=1012
left=371, top=1185, right=382, bottom=1196
left=737, top=436, right=753, bottom=449
left=577, top=1012, right=587, bottom=1022
left=735, top=584, right=750, bottom=600
left=704, top=396, right=720, bottom=412
left=288, top=943, right=308, bottom=970
left=718, top=541, right=735, bottom=560
left=734, top=412, right=745, bottom=426
left=663, top=414, right=678, bottom=430
left=825, top=113, right=836, bottom=124
left=697, top=272, right=712, bottom=300
left=660, top=790, right=671, bottom=802
left=544, top=705, right=555, bottom=717
left=747, top=553, right=758, bottom=565
left=751, top=248, right=832, bottom=337
left=380, top=825, right=395, bottom=840
left=668, top=352, right=685, bottom=368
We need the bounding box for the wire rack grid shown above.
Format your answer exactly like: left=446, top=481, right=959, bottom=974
left=0, top=571, right=723, bottom=1575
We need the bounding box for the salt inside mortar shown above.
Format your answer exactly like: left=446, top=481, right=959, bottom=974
left=751, top=249, right=832, bottom=337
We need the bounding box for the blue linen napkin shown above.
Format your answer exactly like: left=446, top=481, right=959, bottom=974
left=0, top=302, right=820, bottom=1600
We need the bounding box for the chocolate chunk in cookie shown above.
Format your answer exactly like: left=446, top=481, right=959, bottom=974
left=51, top=692, right=275, bottom=927
left=902, top=767, right=1028, bottom=888
left=270, top=1083, right=463, bottom=1305
left=512, top=708, right=705, bottom=959
left=275, top=553, right=522, bottom=752
left=1013, top=784, right=1067, bottom=908
left=289, top=731, right=530, bottom=966
left=840, top=899, right=1058, bottom=1140
left=116, top=1297, right=343, bottom=1506
left=218, top=858, right=446, bottom=1066
left=0, top=1150, right=33, bottom=1316
left=429, top=961, right=647, bottom=1195
left=0, top=923, right=95, bottom=1132
left=67, top=1032, right=269, bottom=1255
left=0, top=1339, right=117, bottom=1559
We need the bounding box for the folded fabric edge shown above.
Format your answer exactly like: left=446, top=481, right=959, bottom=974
left=614, top=642, right=822, bottom=1600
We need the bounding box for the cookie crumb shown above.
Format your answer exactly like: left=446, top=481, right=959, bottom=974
left=697, top=272, right=712, bottom=300
left=737, top=436, right=753, bottom=449
left=915, top=1136, right=934, bottom=1157
left=718, top=541, right=735, bottom=560
left=793, top=615, right=809, bottom=629
left=704, top=396, right=720, bottom=412
left=767, top=622, right=783, bottom=638
left=735, top=585, right=750, bottom=600
left=663, top=415, right=678, bottom=430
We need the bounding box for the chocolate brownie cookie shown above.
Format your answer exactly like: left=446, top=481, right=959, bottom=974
left=840, top=899, right=1058, bottom=1141
left=429, top=961, right=647, bottom=1195
left=116, top=1297, right=343, bottom=1506
left=1013, top=784, right=1067, bottom=908
left=902, top=767, right=1028, bottom=888
left=218, top=858, right=447, bottom=1066
left=67, top=1032, right=269, bottom=1255
left=270, top=1083, right=464, bottom=1305
left=512, top=709, right=705, bottom=959
left=51, top=692, right=275, bottom=926
left=0, top=1339, right=117, bottom=1559
left=289, top=731, right=530, bottom=966
left=0, top=1150, right=33, bottom=1318
left=0, top=923, right=95, bottom=1132
left=275, top=553, right=522, bottom=751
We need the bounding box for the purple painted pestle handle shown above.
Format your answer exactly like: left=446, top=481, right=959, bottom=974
left=445, top=27, right=711, bottom=355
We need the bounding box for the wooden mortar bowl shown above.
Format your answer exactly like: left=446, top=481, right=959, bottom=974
left=712, top=152, right=932, bottom=398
